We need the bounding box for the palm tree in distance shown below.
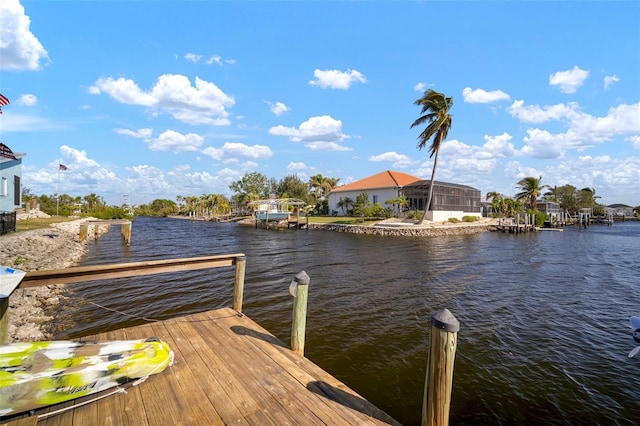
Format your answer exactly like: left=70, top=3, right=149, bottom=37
left=515, top=176, right=549, bottom=211
left=410, top=89, right=453, bottom=225
left=307, top=174, right=325, bottom=201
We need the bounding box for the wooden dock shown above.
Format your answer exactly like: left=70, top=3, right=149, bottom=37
left=3, top=308, right=400, bottom=426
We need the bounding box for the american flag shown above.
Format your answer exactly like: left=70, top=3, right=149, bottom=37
left=0, top=93, right=9, bottom=114
left=59, top=164, right=68, bottom=171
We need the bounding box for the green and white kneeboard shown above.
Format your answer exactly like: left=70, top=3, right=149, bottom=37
left=0, top=337, right=174, bottom=416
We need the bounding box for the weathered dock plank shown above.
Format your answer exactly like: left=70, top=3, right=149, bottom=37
left=3, top=308, right=400, bottom=426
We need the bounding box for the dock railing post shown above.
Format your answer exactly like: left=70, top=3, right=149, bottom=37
left=290, top=270, right=310, bottom=356
left=422, top=308, right=459, bottom=426
left=79, top=224, right=88, bottom=242
left=233, top=255, right=247, bottom=313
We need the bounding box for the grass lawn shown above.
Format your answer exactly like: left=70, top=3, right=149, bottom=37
left=307, top=216, right=379, bottom=225
left=16, top=216, right=77, bottom=232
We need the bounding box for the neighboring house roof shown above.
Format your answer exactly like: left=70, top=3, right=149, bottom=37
left=607, top=204, right=632, bottom=208
left=329, top=170, right=422, bottom=193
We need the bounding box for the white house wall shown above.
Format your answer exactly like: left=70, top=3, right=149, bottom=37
left=328, top=188, right=400, bottom=216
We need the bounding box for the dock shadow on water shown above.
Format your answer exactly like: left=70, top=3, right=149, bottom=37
left=53, top=217, right=640, bottom=425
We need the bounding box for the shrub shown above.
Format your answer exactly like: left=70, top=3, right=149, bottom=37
left=462, top=216, right=479, bottom=222
left=406, top=210, right=421, bottom=219
left=448, top=217, right=459, bottom=223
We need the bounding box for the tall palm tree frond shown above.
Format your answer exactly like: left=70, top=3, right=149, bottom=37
left=410, top=89, right=453, bottom=225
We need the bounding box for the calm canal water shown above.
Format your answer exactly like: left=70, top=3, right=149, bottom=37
left=52, top=217, right=640, bottom=425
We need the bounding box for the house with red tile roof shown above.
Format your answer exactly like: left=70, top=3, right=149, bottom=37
left=328, top=170, right=483, bottom=220
left=327, top=170, right=421, bottom=216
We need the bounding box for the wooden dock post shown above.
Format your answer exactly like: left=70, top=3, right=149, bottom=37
left=79, top=224, right=88, bottom=242
left=120, top=222, right=132, bottom=245
left=0, top=298, right=8, bottom=344
left=233, top=255, right=247, bottom=313
left=290, top=270, right=310, bottom=356
left=422, top=308, right=459, bottom=426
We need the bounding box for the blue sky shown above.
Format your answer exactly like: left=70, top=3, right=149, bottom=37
left=0, top=0, right=638, bottom=207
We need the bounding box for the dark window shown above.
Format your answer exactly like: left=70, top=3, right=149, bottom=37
left=14, top=175, right=20, bottom=206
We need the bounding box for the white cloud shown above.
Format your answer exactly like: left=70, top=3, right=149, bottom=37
left=462, top=87, right=511, bottom=103
left=287, top=162, right=307, bottom=172
left=549, top=66, right=589, bottom=94
left=16, top=94, right=37, bottom=106
left=269, top=115, right=351, bottom=150
left=60, top=145, right=101, bottom=168
left=480, top=133, right=517, bottom=159
left=309, top=69, right=366, bottom=89
left=115, top=128, right=153, bottom=139
left=520, top=128, right=566, bottom=159
left=206, top=55, right=222, bottom=65
left=570, top=102, right=640, bottom=137
left=115, top=128, right=202, bottom=153
left=368, top=151, right=416, bottom=168
left=503, top=161, right=544, bottom=182
left=89, top=74, right=235, bottom=125
left=604, top=74, right=619, bottom=89
left=507, top=100, right=580, bottom=123
left=414, top=82, right=429, bottom=92
left=627, top=136, right=640, bottom=150
left=305, top=142, right=352, bottom=152
left=148, top=130, right=204, bottom=153
left=184, top=53, right=202, bottom=63
left=0, top=0, right=49, bottom=71
left=201, top=142, right=273, bottom=163
left=413, top=134, right=521, bottom=185
left=266, top=101, right=290, bottom=116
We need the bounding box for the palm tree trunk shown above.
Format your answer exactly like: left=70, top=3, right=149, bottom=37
left=417, top=150, right=440, bottom=225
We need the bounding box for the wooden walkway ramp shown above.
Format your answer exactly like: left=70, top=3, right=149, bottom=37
left=4, top=308, right=400, bottom=426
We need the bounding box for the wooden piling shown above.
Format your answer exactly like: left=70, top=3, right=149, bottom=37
left=291, top=270, right=310, bottom=356
left=79, top=223, right=88, bottom=242
left=233, top=255, right=246, bottom=313
left=121, top=222, right=132, bottom=245
left=422, top=308, right=459, bottom=426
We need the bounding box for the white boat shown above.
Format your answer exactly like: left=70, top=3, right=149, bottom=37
left=255, top=207, right=290, bottom=221
left=0, top=266, right=26, bottom=298
left=251, top=198, right=306, bottom=222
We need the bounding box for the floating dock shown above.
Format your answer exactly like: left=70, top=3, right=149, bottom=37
left=4, top=308, right=399, bottom=426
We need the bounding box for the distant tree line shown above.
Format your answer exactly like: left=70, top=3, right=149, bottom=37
left=21, top=173, right=638, bottom=221
left=21, top=188, right=133, bottom=219
left=486, top=176, right=640, bottom=224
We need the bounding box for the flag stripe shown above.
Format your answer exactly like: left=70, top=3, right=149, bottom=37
left=59, top=164, right=68, bottom=171
left=0, top=94, right=9, bottom=107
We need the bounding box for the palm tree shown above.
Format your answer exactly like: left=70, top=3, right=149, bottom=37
left=307, top=174, right=340, bottom=202
left=336, top=197, right=354, bottom=215
left=410, top=89, right=453, bottom=224
left=515, top=176, right=548, bottom=211
left=485, top=191, right=502, bottom=203
left=543, top=186, right=559, bottom=203
left=325, top=177, right=340, bottom=195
